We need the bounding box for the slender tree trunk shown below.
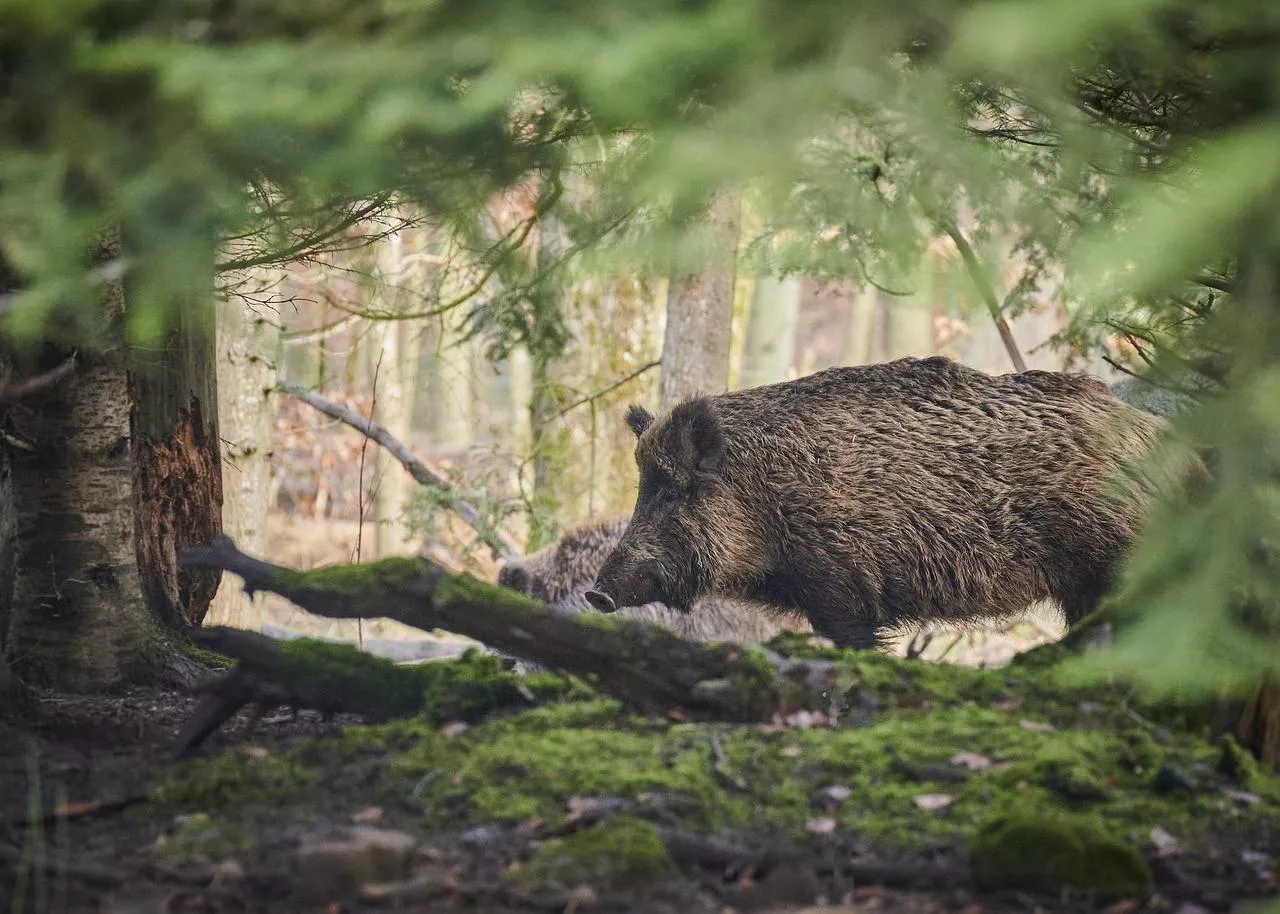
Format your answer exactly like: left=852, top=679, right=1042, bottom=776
left=373, top=319, right=422, bottom=558
left=739, top=274, right=801, bottom=388
left=660, top=190, right=742, bottom=412
left=207, top=284, right=280, bottom=628
left=0, top=261, right=20, bottom=708
left=841, top=284, right=881, bottom=366
left=526, top=207, right=570, bottom=549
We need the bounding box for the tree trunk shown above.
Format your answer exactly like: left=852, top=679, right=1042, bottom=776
left=660, top=190, right=742, bottom=412
left=739, top=274, right=801, bottom=388
left=206, top=283, right=280, bottom=628
left=5, top=233, right=209, bottom=688
left=129, top=278, right=223, bottom=631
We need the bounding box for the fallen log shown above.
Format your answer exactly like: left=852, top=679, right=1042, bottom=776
left=180, top=536, right=838, bottom=723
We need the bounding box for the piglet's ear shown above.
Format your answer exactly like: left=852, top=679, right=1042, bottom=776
left=665, top=397, right=725, bottom=482
left=625, top=404, right=655, bottom=439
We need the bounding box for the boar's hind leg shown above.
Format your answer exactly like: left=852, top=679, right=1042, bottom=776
left=1055, top=565, right=1115, bottom=627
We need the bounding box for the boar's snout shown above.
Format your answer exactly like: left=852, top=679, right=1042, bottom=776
left=590, top=554, right=667, bottom=614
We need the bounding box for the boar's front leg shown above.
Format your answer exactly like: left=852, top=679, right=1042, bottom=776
left=802, top=601, right=881, bottom=651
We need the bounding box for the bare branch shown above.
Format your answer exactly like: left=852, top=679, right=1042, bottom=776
left=939, top=221, right=1027, bottom=372
left=278, top=382, right=520, bottom=561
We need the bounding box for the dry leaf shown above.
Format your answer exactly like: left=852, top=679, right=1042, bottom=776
left=781, top=746, right=803, bottom=758
left=991, top=699, right=1023, bottom=712
left=351, top=806, right=384, bottom=824
left=805, top=817, right=838, bottom=835
left=441, top=721, right=469, bottom=739
left=950, top=752, right=992, bottom=771
left=1222, top=788, right=1260, bottom=805
left=1103, top=900, right=1140, bottom=914
left=913, top=793, right=953, bottom=812
left=821, top=785, right=853, bottom=806
left=1019, top=719, right=1055, bottom=733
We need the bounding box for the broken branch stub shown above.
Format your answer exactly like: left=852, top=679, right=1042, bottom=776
left=179, top=535, right=838, bottom=722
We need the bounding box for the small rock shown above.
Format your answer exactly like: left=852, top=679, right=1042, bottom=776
left=460, top=825, right=503, bottom=848
left=210, top=859, right=244, bottom=886
left=566, top=884, right=598, bottom=910
left=780, top=746, right=803, bottom=758
left=1077, top=701, right=1105, bottom=714
left=991, top=698, right=1023, bottom=712
left=351, top=806, right=384, bottom=824
left=238, top=746, right=270, bottom=761
left=1149, top=828, right=1179, bottom=858
left=295, top=827, right=419, bottom=900
left=1172, top=904, right=1212, bottom=914
left=440, top=721, right=469, bottom=739
left=1152, top=763, right=1196, bottom=796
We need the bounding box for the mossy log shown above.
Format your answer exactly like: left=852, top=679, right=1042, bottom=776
left=179, top=535, right=839, bottom=723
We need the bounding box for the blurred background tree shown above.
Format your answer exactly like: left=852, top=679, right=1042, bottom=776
left=0, top=0, right=1278, bottom=761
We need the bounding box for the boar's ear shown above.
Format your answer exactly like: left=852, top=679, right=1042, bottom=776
left=665, top=398, right=725, bottom=482
left=625, top=404, right=655, bottom=439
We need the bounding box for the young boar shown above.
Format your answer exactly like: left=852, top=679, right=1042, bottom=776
left=498, top=518, right=810, bottom=644
left=588, top=356, right=1174, bottom=649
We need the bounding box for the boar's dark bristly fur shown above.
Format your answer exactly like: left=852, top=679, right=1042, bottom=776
left=593, top=355, right=1179, bottom=650
left=497, top=518, right=809, bottom=646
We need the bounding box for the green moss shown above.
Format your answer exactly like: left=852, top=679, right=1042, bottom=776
left=148, top=750, right=317, bottom=815
left=275, top=638, right=426, bottom=720
left=274, top=556, right=427, bottom=596
left=151, top=813, right=255, bottom=867
left=969, top=809, right=1152, bottom=901
left=437, top=571, right=544, bottom=611
left=1216, top=734, right=1261, bottom=787
left=184, top=644, right=234, bottom=670
left=511, top=816, right=673, bottom=891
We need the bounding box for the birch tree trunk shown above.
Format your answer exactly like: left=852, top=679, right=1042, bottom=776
left=660, top=190, right=742, bottom=412
left=739, top=275, right=801, bottom=388
left=207, top=284, right=280, bottom=628
left=5, top=232, right=212, bottom=688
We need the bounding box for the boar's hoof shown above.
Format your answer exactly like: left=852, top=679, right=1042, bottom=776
left=585, top=590, right=618, bottom=613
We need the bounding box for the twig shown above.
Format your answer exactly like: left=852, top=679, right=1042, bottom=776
left=556, top=360, right=661, bottom=418
left=0, top=353, right=78, bottom=405
left=939, top=221, right=1027, bottom=373
left=279, top=382, right=518, bottom=560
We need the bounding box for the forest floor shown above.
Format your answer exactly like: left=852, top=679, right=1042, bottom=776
left=2, top=633, right=1278, bottom=914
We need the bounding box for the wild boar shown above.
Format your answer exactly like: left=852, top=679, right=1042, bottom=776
left=588, top=356, right=1176, bottom=649
left=498, top=517, right=809, bottom=644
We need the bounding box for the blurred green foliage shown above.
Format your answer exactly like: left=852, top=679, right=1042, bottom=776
left=3, top=0, right=1280, bottom=696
